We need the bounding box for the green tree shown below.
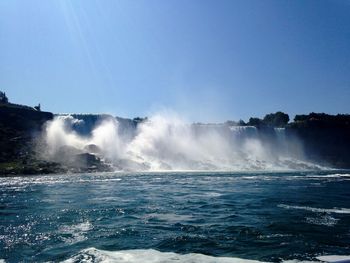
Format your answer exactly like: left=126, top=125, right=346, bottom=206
left=0, top=91, right=9, bottom=103
left=247, top=117, right=263, bottom=127
left=238, top=119, right=246, bottom=126
left=263, top=111, right=289, bottom=127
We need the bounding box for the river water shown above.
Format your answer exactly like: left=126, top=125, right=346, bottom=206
left=1, top=171, right=350, bottom=262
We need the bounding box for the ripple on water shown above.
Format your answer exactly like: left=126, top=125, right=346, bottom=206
left=59, top=221, right=93, bottom=244
left=305, top=215, right=339, bottom=227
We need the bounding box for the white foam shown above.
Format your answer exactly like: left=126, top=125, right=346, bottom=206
left=278, top=204, right=350, bottom=214
left=317, top=255, right=350, bottom=262
left=63, top=248, right=266, bottom=263
left=62, top=248, right=350, bottom=263
left=259, top=233, right=293, bottom=239
left=306, top=174, right=350, bottom=179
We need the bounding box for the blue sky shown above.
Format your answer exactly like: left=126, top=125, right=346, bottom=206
left=1, top=0, right=349, bottom=122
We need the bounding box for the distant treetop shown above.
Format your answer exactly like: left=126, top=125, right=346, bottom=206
left=0, top=91, right=9, bottom=103
left=292, top=112, right=350, bottom=128
left=246, top=111, right=290, bottom=128
left=263, top=111, right=290, bottom=128
left=34, top=103, right=41, bottom=111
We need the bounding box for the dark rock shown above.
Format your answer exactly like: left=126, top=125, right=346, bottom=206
left=84, top=144, right=102, bottom=155
left=56, top=145, right=83, bottom=161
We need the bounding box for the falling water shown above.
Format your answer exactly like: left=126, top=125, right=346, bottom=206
left=40, top=114, right=321, bottom=171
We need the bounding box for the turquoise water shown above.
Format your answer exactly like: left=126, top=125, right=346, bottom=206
left=1, top=171, right=350, bottom=262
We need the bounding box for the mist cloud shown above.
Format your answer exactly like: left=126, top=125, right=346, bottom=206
left=41, top=112, right=319, bottom=171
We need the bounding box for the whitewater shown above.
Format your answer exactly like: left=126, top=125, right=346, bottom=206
left=40, top=113, right=323, bottom=171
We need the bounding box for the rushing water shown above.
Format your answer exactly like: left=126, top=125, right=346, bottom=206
left=1, top=171, right=350, bottom=262
left=43, top=115, right=309, bottom=171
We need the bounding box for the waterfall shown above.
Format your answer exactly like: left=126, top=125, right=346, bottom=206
left=41, top=114, right=320, bottom=171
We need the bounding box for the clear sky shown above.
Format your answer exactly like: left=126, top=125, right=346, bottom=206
left=0, top=0, right=349, bottom=122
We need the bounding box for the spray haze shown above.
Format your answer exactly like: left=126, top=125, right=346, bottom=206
left=41, top=112, right=320, bottom=172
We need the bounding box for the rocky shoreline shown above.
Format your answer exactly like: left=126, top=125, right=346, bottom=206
left=0, top=102, right=114, bottom=175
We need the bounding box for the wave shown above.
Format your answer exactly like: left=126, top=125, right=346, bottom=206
left=62, top=248, right=264, bottom=263
left=61, top=248, right=350, bottom=263
left=0, top=251, right=347, bottom=263
left=316, top=255, right=350, bottom=262
left=306, top=174, right=350, bottom=179
left=278, top=204, right=350, bottom=214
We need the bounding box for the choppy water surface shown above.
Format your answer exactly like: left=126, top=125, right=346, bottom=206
left=0, top=171, right=350, bottom=262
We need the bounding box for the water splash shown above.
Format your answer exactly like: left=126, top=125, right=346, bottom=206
left=41, top=113, right=319, bottom=171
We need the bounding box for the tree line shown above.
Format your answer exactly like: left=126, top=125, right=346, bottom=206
left=226, top=111, right=350, bottom=128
